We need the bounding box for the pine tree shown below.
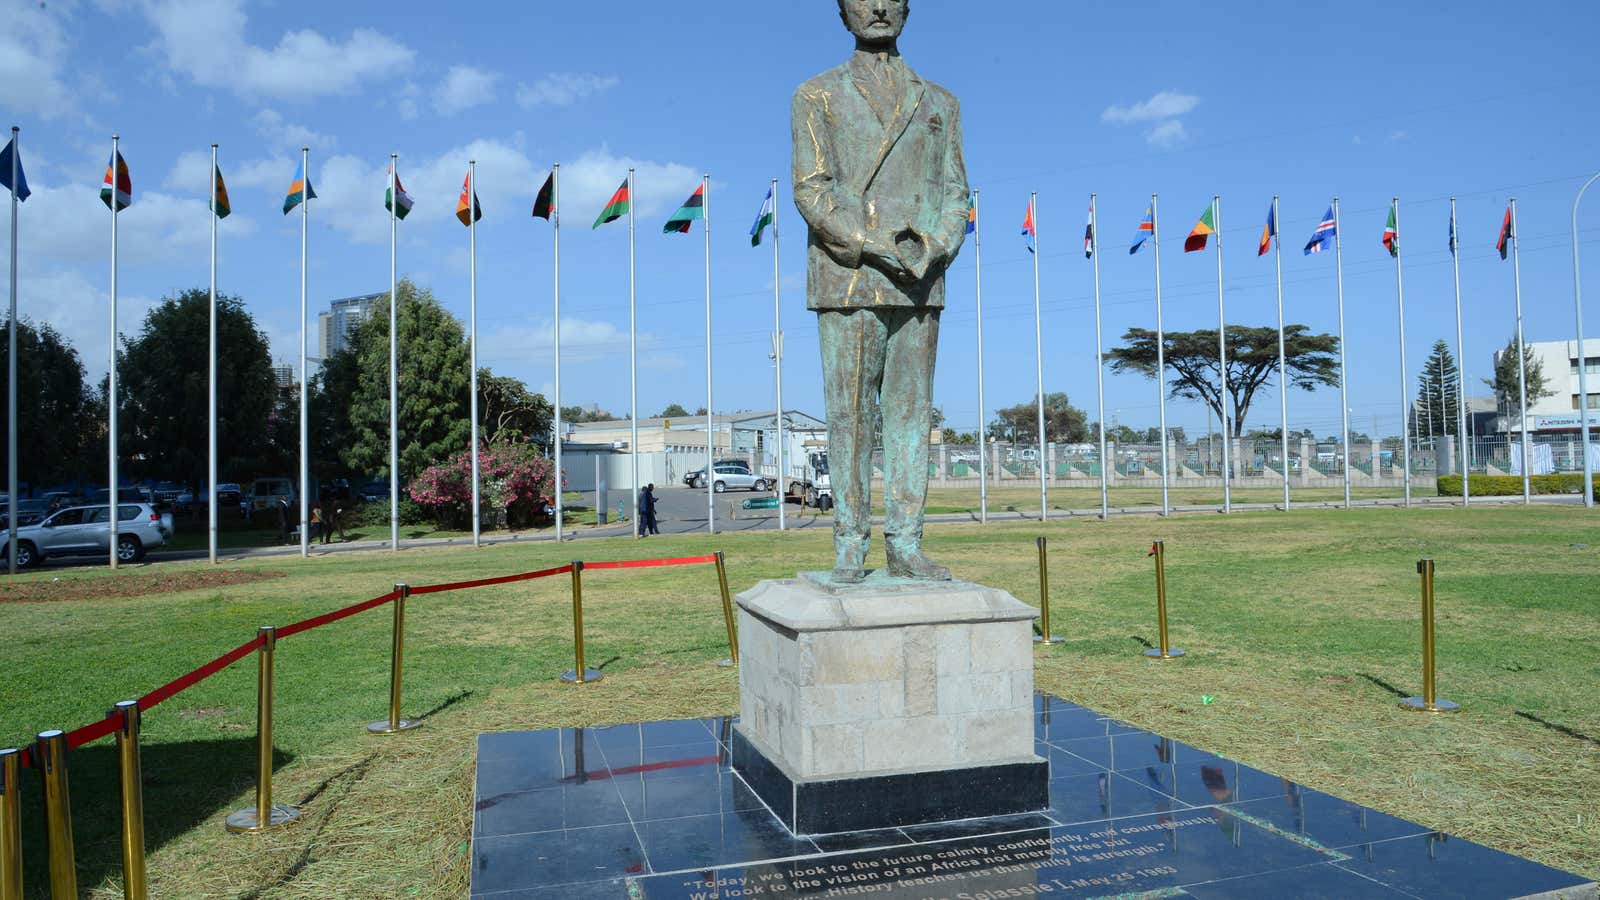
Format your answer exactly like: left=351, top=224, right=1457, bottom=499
left=1416, top=340, right=1462, bottom=437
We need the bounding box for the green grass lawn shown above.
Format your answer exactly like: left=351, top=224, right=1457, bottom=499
left=1, top=505, right=1596, bottom=897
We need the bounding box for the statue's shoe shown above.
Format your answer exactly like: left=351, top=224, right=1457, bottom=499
left=886, top=551, right=951, bottom=581
left=831, top=566, right=867, bottom=584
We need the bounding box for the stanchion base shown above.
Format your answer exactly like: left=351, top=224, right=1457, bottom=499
left=366, top=717, right=424, bottom=734
left=716, top=658, right=736, bottom=668
left=559, top=668, right=604, bottom=684
left=224, top=804, right=301, bottom=833
left=1033, top=636, right=1064, bottom=644
left=1399, top=697, right=1460, bottom=713
left=1143, top=648, right=1185, bottom=660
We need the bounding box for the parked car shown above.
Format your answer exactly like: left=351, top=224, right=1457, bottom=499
left=688, top=464, right=769, bottom=493
left=0, top=498, right=52, bottom=528
left=358, top=480, right=391, bottom=502
left=4, top=502, right=172, bottom=567
left=683, top=459, right=752, bottom=488
left=245, top=477, right=296, bottom=515
left=151, top=481, right=185, bottom=506
left=91, top=487, right=156, bottom=505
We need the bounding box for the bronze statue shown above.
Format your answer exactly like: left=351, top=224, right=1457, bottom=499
left=792, top=0, right=970, bottom=583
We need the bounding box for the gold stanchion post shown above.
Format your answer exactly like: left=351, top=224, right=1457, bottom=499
left=1034, top=537, right=1062, bottom=644
left=35, top=730, right=76, bottom=898
left=714, top=551, right=739, bottom=667
left=1144, top=540, right=1185, bottom=660
left=560, top=562, right=602, bottom=683
left=0, top=747, right=22, bottom=900
left=113, top=701, right=147, bottom=899
left=1401, top=559, right=1459, bottom=713
left=368, top=584, right=422, bottom=734
left=226, top=626, right=302, bottom=832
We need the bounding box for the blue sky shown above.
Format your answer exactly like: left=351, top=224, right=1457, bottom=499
left=4, top=0, right=1598, bottom=442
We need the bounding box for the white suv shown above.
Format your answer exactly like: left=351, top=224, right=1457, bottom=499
left=5, top=503, right=173, bottom=567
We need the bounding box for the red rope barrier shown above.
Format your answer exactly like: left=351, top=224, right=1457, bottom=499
left=408, top=563, right=574, bottom=596
left=138, top=635, right=266, bottom=711
left=584, top=555, right=718, bottom=570
left=277, top=589, right=401, bottom=639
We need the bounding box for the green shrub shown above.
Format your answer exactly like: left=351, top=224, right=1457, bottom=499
left=1437, top=473, right=1599, bottom=500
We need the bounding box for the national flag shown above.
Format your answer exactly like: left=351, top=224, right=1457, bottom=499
left=0, top=137, right=30, bottom=201
left=1257, top=202, right=1276, bottom=256
left=1496, top=205, right=1513, bottom=260
left=456, top=171, right=482, bottom=226
left=663, top=183, right=705, bottom=234
left=965, top=193, right=976, bottom=235
left=1304, top=206, right=1336, bottom=255
left=1021, top=199, right=1036, bottom=254
left=1130, top=205, right=1154, bottom=255
left=211, top=164, right=231, bottom=219
left=282, top=159, right=316, bottom=215
left=1382, top=202, right=1398, bottom=257
left=1083, top=197, right=1095, bottom=259
left=385, top=165, right=413, bottom=220
left=750, top=185, right=776, bottom=247
left=593, top=177, right=630, bottom=228
left=1184, top=201, right=1216, bottom=253
left=531, top=172, right=554, bottom=220
left=1448, top=209, right=1458, bottom=256
left=101, top=151, right=132, bottom=211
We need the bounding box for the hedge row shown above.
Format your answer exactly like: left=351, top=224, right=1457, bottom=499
left=1436, top=473, right=1600, bottom=499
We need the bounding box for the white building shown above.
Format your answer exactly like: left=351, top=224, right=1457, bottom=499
left=316, top=292, right=385, bottom=361
left=1493, top=339, right=1600, bottom=435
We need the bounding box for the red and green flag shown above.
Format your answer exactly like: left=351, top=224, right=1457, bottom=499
left=1382, top=202, right=1399, bottom=257
left=100, top=151, right=132, bottom=211
left=211, top=164, right=231, bottom=219
left=592, top=177, right=630, bottom=228
left=456, top=170, right=482, bottom=226
left=1184, top=201, right=1216, bottom=252
left=663, top=183, right=705, bottom=234
left=385, top=164, right=414, bottom=220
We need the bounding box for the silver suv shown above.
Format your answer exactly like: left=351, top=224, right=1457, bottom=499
left=5, top=503, right=173, bottom=568
left=691, top=464, right=769, bottom=493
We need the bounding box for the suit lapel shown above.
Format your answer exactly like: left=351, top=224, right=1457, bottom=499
left=841, top=63, right=925, bottom=195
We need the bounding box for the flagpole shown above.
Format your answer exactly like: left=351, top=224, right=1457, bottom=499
left=1152, top=193, right=1170, bottom=516
left=1029, top=193, right=1047, bottom=523
left=1214, top=195, right=1231, bottom=514
left=389, top=153, right=399, bottom=551
left=1574, top=173, right=1598, bottom=509
left=299, top=147, right=309, bottom=556
left=704, top=174, right=715, bottom=536
left=1090, top=193, right=1108, bottom=521
left=1450, top=197, right=1470, bottom=507
left=208, top=143, right=218, bottom=565
left=973, top=189, right=988, bottom=524
left=772, top=178, right=786, bottom=531
left=108, top=135, right=120, bottom=568
left=628, top=168, right=639, bottom=538
left=7, top=126, right=18, bottom=576
left=552, top=164, right=565, bottom=539
left=1334, top=198, right=1351, bottom=509
left=1510, top=197, right=1531, bottom=503
left=1272, top=195, right=1290, bottom=511
left=1393, top=197, right=1412, bottom=507
left=469, top=160, right=481, bottom=545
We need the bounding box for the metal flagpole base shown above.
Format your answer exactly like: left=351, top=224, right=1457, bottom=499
left=1399, top=697, right=1459, bottom=713
left=225, top=804, right=301, bottom=833
left=366, top=718, right=423, bottom=734
left=1143, top=648, right=1185, bottom=660
left=716, top=658, right=736, bottom=668
left=559, top=669, right=604, bottom=684
left=1033, top=636, right=1063, bottom=645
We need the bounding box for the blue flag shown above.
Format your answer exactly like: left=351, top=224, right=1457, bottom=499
left=1130, top=205, right=1154, bottom=254
left=0, top=137, right=29, bottom=202
left=1304, top=206, right=1336, bottom=255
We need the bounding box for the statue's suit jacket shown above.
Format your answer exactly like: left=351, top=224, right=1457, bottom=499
left=792, top=56, right=970, bottom=311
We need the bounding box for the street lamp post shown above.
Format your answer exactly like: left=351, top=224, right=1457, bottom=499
left=1574, top=171, right=1599, bottom=508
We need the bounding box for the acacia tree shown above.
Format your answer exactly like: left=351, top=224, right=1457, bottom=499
left=479, top=370, right=553, bottom=444
left=1484, top=335, right=1554, bottom=422
left=1106, top=325, right=1339, bottom=437
left=986, top=393, right=1089, bottom=444
left=117, top=290, right=275, bottom=493
left=0, top=319, right=100, bottom=486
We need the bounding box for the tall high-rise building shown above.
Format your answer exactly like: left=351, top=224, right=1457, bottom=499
left=272, top=359, right=295, bottom=388
left=317, top=292, right=385, bottom=360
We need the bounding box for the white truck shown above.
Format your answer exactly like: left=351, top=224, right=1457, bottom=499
left=786, top=440, right=834, bottom=511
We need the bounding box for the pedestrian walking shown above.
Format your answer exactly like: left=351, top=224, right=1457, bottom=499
left=642, top=483, right=660, bottom=535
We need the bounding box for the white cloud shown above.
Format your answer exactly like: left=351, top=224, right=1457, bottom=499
left=11, top=268, right=159, bottom=383
left=1386, top=129, right=1410, bottom=143
left=478, top=317, right=682, bottom=375
left=139, top=0, right=415, bottom=99
left=13, top=180, right=257, bottom=269
left=515, top=73, right=620, bottom=109
left=560, top=147, right=699, bottom=221
left=433, top=65, right=499, bottom=114
left=250, top=109, right=334, bottom=151
left=0, top=0, right=81, bottom=119
left=1144, top=120, right=1189, bottom=148
left=1101, top=91, right=1200, bottom=124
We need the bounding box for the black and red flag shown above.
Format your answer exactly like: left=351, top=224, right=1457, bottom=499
left=663, top=183, right=706, bottom=234
left=1496, top=205, right=1513, bottom=260
left=532, top=172, right=554, bottom=221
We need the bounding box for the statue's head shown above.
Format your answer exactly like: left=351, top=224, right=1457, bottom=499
left=838, top=0, right=908, bottom=48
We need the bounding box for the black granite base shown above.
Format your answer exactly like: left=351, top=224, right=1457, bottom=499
left=730, top=725, right=1049, bottom=834
left=469, top=694, right=1598, bottom=899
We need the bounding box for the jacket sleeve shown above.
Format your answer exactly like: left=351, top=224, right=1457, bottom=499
left=930, top=97, right=971, bottom=266
left=792, top=83, right=866, bottom=269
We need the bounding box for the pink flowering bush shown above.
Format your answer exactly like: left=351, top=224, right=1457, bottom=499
left=408, top=438, right=562, bottom=530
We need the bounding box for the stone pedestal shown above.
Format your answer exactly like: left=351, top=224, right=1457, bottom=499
left=732, top=572, right=1048, bottom=835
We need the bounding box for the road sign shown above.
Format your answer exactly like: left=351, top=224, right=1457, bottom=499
left=742, top=497, right=780, bottom=510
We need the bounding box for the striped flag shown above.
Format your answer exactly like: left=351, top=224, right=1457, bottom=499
left=1382, top=202, right=1399, bottom=257
left=456, top=170, right=482, bottom=226
left=211, top=164, right=231, bottom=219
left=1184, top=201, right=1216, bottom=252
left=1130, top=204, right=1154, bottom=254
left=385, top=164, right=413, bottom=220
left=101, top=151, right=132, bottom=211
left=750, top=185, right=776, bottom=246
left=592, top=177, right=630, bottom=228
left=1257, top=202, right=1275, bottom=256
left=1304, top=206, right=1335, bottom=255
left=965, top=193, right=977, bottom=235
left=1083, top=196, right=1094, bottom=259
left=1021, top=199, right=1036, bottom=253
left=282, top=159, right=316, bottom=215
left=663, top=183, right=705, bottom=234
left=1496, top=205, right=1513, bottom=260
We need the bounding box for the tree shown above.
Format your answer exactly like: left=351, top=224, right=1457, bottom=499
left=117, top=290, right=275, bottom=494
left=343, top=279, right=472, bottom=482
left=656, top=403, right=691, bottom=419
left=560, top=405, right=614, bottom=423
left=1106, top=424, right=1141, bottom=443
left=1416, top=340, right=1462, bottom=437
left=408, top=437, right=557, bottom=530
left=1106, top=325, right=1340, bottom=437
left=479, top=371, right=553, bottom=444
left=1484, top=335, right=1555, bottom=422
left=986, top=393, right=1089, bottom=444
left=0, top=319, right=100, bottom=486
